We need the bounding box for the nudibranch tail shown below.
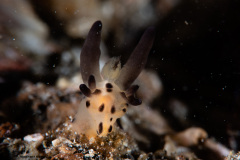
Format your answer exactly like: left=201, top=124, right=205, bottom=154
left=115, top=27, right=155, bottom=90
left=80, top=21, right=102, bottom=84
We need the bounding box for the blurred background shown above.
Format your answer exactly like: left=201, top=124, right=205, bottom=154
left=0, top=0, right=240, bottom=153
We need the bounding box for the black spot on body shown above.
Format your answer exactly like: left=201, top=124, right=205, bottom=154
left=98, top=122, right=103, bottom=134
left=106, top=83, right=113, bottom=88
left=122, top=108, right=126, bottom=112
left=111, top=106, right=115, bottom=114
left=86, top=101, right=90, bottom=108
left=108, top=125, right=112, bottom=132
left=107, top=88, right=112, bottom=92
left=110, top=118, right=113, bottom=121
left=99, top=104, right=104, bottom=112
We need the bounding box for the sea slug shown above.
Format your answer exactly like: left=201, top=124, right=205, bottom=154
left=72, top=21, right=155, bottom=138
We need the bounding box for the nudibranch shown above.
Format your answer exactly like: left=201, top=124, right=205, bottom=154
left=72, top=21, right=155, bottom=138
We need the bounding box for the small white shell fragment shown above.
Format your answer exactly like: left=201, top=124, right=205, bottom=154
left=52, top=137, right=73, bottom=147
left=23, top=133, right=44, bottom=142
left=52, top=138, right=61, bottom=147
left=89, top=149, right=95, bottom=157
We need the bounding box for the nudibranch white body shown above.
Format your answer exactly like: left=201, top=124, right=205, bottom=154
left=72, top=21, right=155, bottom=138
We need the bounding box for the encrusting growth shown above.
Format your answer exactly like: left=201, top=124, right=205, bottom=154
left=72, top=20, right=155, bottom=138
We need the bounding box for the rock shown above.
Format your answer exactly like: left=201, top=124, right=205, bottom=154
left=24, top=133, right=44, bottom=143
